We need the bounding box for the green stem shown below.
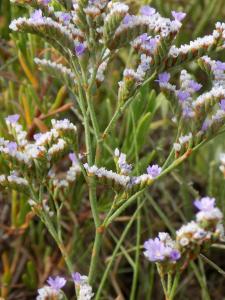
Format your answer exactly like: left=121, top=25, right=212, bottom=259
left=157, top=264, right=168, bottom=300
left=95, top=203, right=144, bottom=300
left=130, top=110, right=141, bottom=300
left=88, top=230, right=103, bottom=285
left=104, top=149, right=191, bottom=227
left=167, top=273, right=173, bottom=296
left=169, top=273, right=180, bottom=300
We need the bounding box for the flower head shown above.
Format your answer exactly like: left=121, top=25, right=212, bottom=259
left=59, top=12, right=71, bottom=23
left=75, top=43, right=86, bottom=57
left=157, top=72, right=170, bottom=84
left=169, top=249, right=181, bottom=261
left=5, top=114, right=20, bottom=124
left=33, top=133, right=43, bottom=141
left=189, top=80, right=202, bottom=92
left=177, top=90, right=190, bottom=102
left=182, top=106, right=194, bottom=118
left=194, top=197, right=215, bottom=212
left=72, top=272, right=81, bottom=283
left=123, top=14, right=134, bottom=25
left=36, top=286, right=59, bottom=300
left=172, top=11, right=186, bottom=22
left=219, top=99, right=225, bottom=111
left=201, top=119, right=212, bottom=131
left=47, top=276, right=66, bottom=291
left=215, top=61, right=225, bottom=71
left=40, top=0, right=51, bottom=5
left=7, top=142, right=17, bottom=153
left=144, top=238, right=167, bottom=262
left=140, top=6, right=156, bottom=16
left=147, top=164, right=162, bottom=178
left=30, top=9, right=43, bottom=22
left=69, top=152, right=78, bottom=164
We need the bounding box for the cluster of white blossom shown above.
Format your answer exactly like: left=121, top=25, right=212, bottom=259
left=176, top=197, right=224, bottom=250
left=144, top=197, right=224, bottom=271
left=36, top=285, right=64, bottom=300
left=34, top=58, right=75, bottom=80
left=84, top=148, right=161, bottom=190
left=0, top=115, right=79, bottom=195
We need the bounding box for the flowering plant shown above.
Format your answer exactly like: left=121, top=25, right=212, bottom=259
left=1, top=0, right=225, bottom=299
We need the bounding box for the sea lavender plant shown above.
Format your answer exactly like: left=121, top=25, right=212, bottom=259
left=2, top=0, right=225, bottom=298
left=144, top=197, right=224, bottom=300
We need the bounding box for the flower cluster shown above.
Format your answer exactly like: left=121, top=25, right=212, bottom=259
left=9, top=0, right=225, bottom=107
left=37, top=272, right=94, bottom=300
left=144, top=197, right=224, bottom=273
left=34, top=58, right=76, bottom=84
left=37, top=276, right=66, bottom=300
left=0, top=114, right=80, bottom=198
left=157, top=64, right=225, bottom=156
left=84, top=148, right=162, bottom=192
left=144, top=233, right=180, bottom=263
left=72, top=272, right=94, bottom=300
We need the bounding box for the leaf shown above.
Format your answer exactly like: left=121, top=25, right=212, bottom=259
left=136, top=112, right=152, bottom=152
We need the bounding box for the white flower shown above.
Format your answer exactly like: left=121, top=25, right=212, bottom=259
left=36, top=285, right=63, bottom=300
left=196, top=208, right=223, bottom=222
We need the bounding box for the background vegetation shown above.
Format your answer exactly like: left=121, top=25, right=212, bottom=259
left=1, top=0, right=225, bottom=299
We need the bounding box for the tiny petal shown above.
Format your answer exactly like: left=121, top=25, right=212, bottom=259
left=147, top=164, right=162, bottom=178
left=7, top=142, right=17, bottom=153
left=172, top=11, right=186, bottom=22
left=30, top=9, right=43, bottom=22
left=5, top=114, right=20, bottom=124
left=47, top=276, right=66, bottom=291
left=189, top=80, right=202, bottom=92
left=69, top=152, right=77, bottom=163
left=72, top=272, right=81, bottom=283
left=169, top=249, right=181, bottom=261
left=177, top=90, right=190, bottom=102
left=157, top=72, right=170, bottom=84
left=194, top=197, right=215, bottom=212
left=140, top=6, right=156, bottom=16
left=219, top=99, right=225, bottom=111
left=75, top=43, right=86, bottom=56
left=215, top=61, right=225, bottom=71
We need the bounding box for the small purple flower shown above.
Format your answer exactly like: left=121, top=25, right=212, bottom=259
left=147, top=164, right=162, bottom=178
left=177, top=90, right=190, bottom=102
left=157, top=72, right=170, bottom=84
left=140, top=6, right=156, bottom=16
left=172, top=11, right=186, bottom=22
left=139, top=33, right=150, bottom=43
left=60, top=12, right=71, bottom=23
left=75, top=43, right=86, bottom=57
left=7, top=142, right=17, bottom=153
left=189, top=80, right=202, bottom=92
left=69, top=152, right=79, bottom=164
left=41, top=0, right=51, bottom=5
left=144, top=238, right=167, bottom=262
left=30, top=9, right=43, bottom=22
left=182, top=106, right=194, bottom=118
left=147, top=38, right=158, bottom=51
left=123, top=14, right=134, bottom=25
left=169, top=249, right=181, bottom=261
left=201, top=119, right=211, bottom=131
left=33, top=133, right=43, bottom=141
left=72, top=272, right=81, bottom=283
left=219, top=99, right=225, bottom=111
left=215, top=61, right=225, bottom=71
left=47, top=276, right=66, bottom=291
left=194, top=197, right=215, bottom=212
left=5, top=114, right=20, bottom=124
